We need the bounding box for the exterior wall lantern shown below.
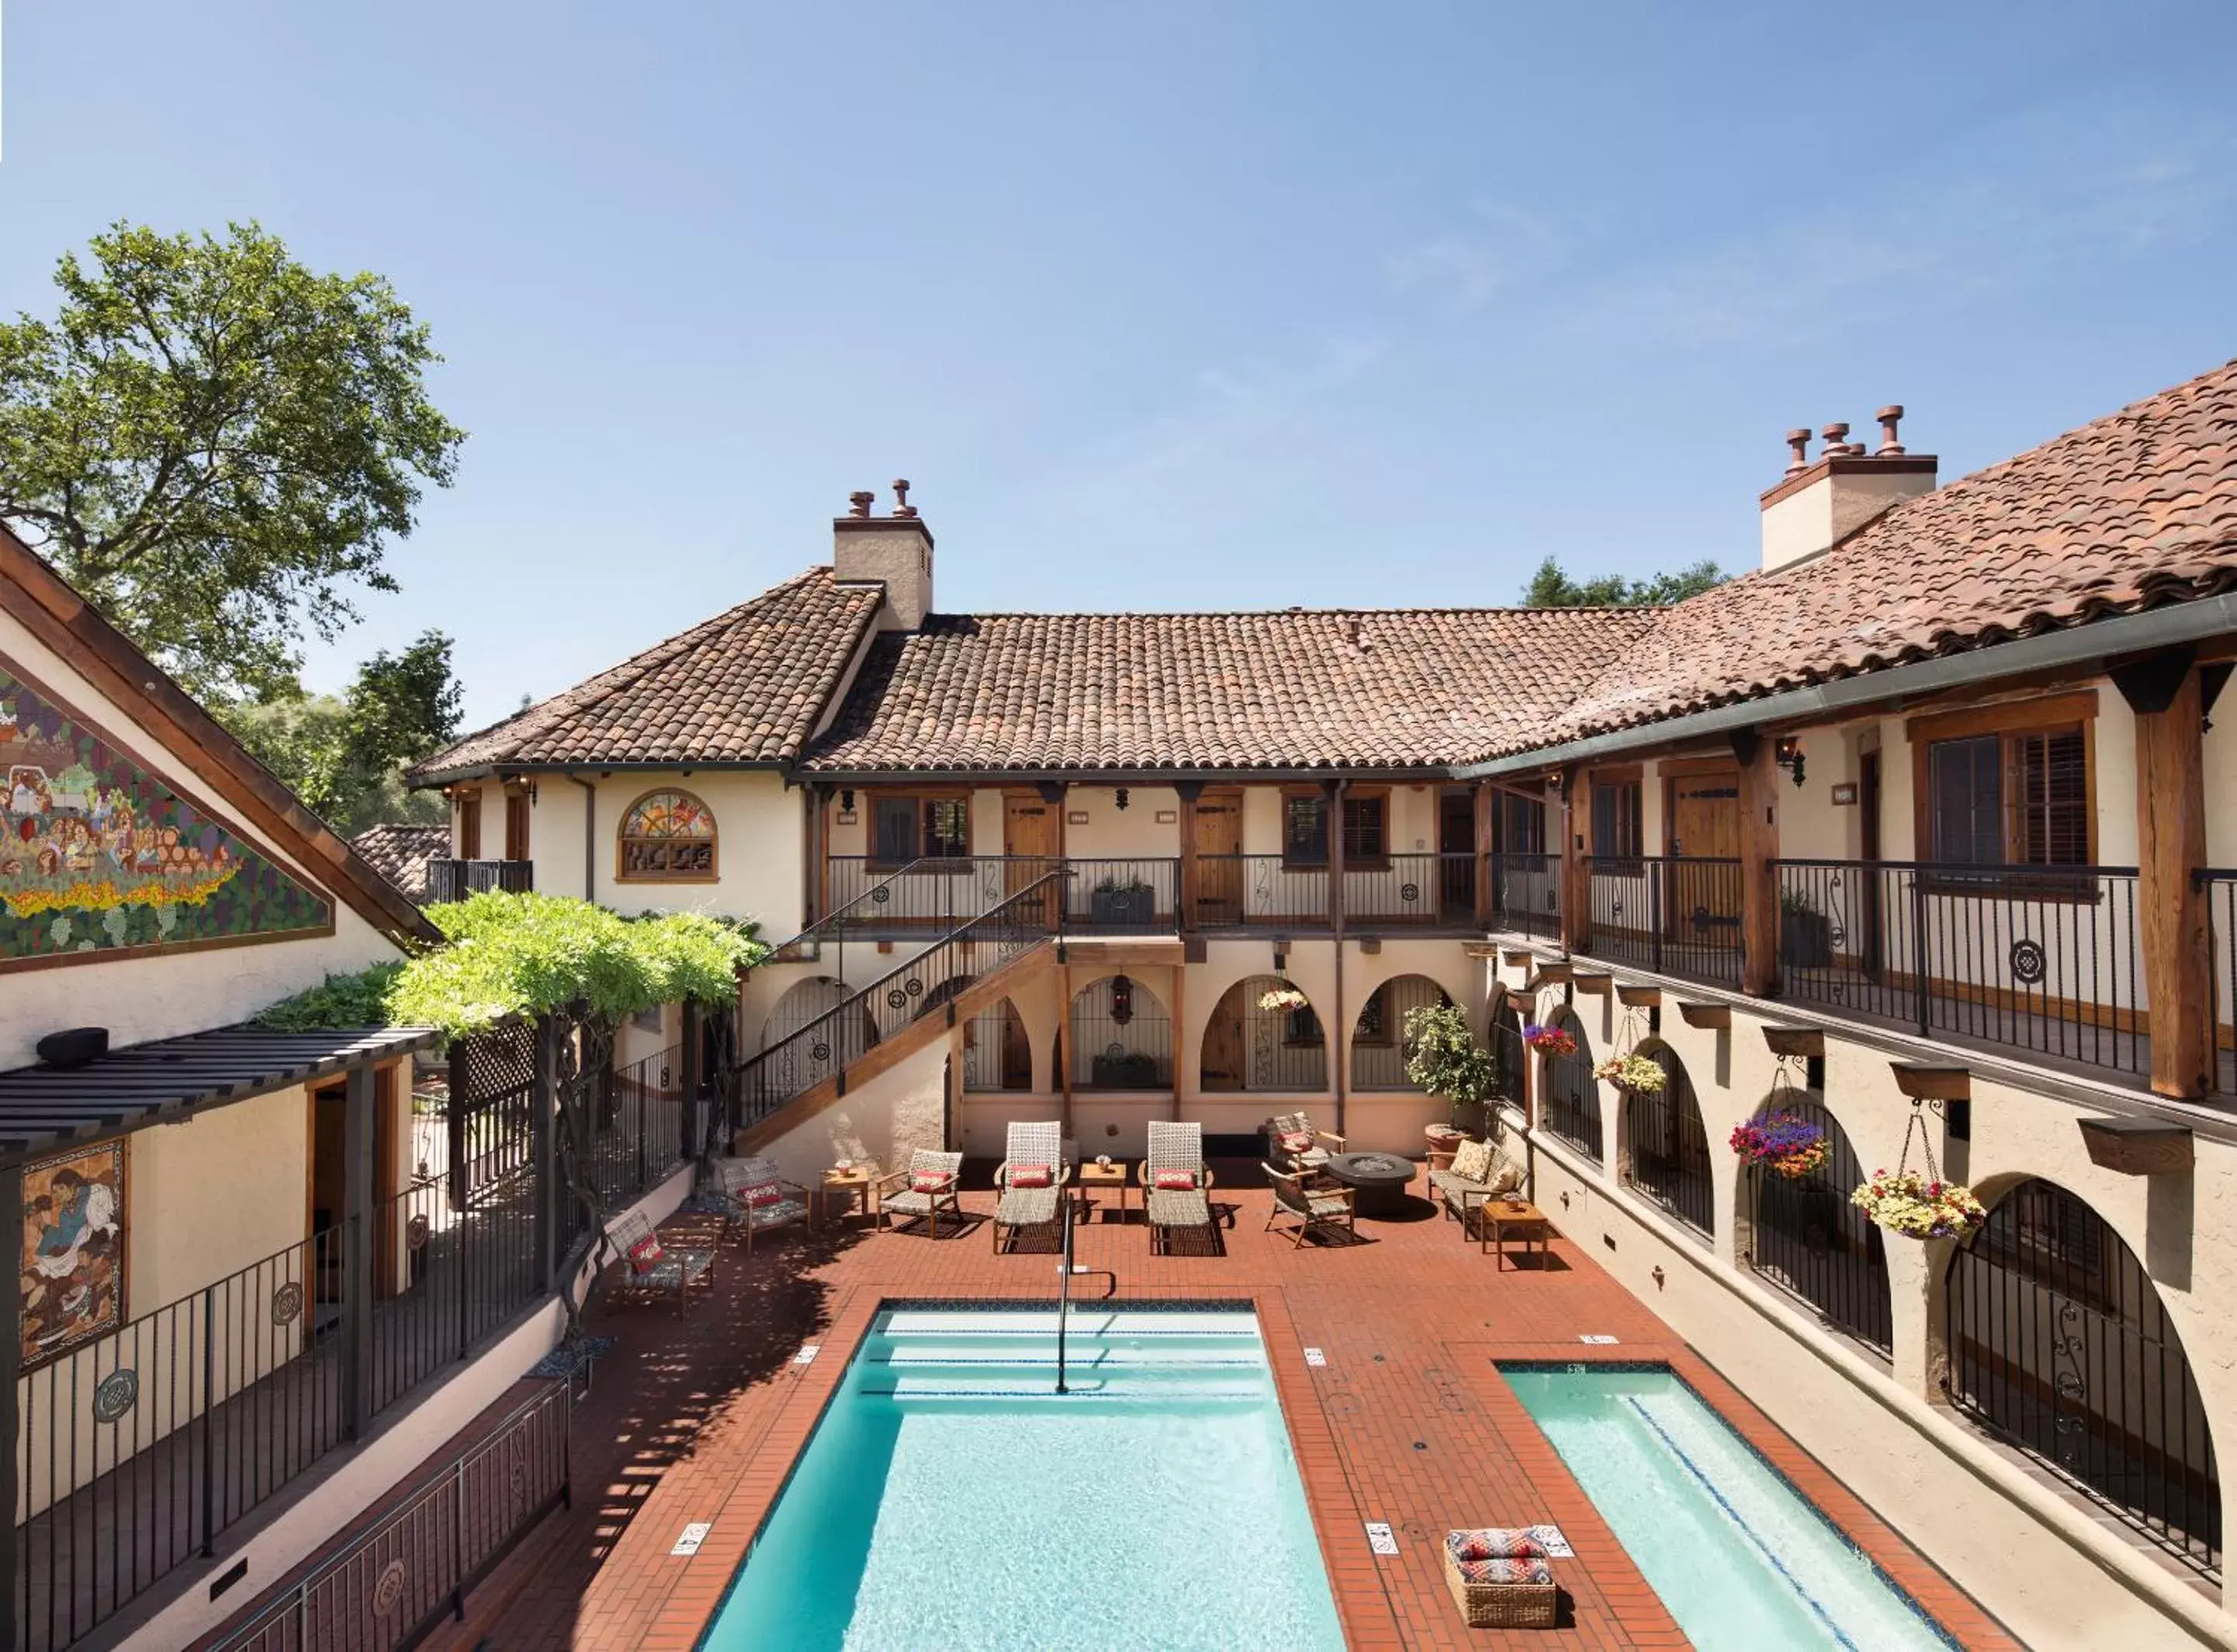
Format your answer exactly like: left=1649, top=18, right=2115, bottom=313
left=1775, top=736, right=1806, bottom=788
left=1109, top=974, right=1135, bottom=1026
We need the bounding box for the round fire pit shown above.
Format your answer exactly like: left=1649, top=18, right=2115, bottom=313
left=1320, top=1151, right=1417, bottom=1219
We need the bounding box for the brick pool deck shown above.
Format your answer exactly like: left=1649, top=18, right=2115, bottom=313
left=428, top=1170, right=2018, bottom=1651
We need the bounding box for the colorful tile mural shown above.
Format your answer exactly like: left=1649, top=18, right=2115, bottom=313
left=0, top=654, right=332, bottom=965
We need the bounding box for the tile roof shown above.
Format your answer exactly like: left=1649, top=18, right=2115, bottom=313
left=350, top=823, right=451, bottom=901
left=412, top=570, right=883, bottom=782
left=802, top=607, right=1656, bottom=772
left=1550, top=358, right=2237, bottom=749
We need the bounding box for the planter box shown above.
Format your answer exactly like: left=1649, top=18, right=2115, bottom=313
left=1780, top=909, right=1833, bottom=969
left=1091, top=1052, right=1161, bottom=1088
left=1091, top=886, right=1157, bottom=927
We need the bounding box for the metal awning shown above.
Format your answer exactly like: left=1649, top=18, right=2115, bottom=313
left=0, top=1024, right=440, bottom=1163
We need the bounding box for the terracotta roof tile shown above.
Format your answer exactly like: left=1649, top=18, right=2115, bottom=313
left=349, top=823, right=450, bottom=901
left=412, top=570, right=882, bottom=781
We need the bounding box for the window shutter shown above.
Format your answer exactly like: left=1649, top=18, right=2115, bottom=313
left=872, top=797, right=917, bottom=864
left=1285, top=795, right=1329, bottom=864
left=1929, top=736, right=2002, bottom=864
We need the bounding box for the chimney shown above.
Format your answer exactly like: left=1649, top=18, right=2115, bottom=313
left=1758, top=406, right=1936, bottom=572
left=833, top=478, right=935, bottom=630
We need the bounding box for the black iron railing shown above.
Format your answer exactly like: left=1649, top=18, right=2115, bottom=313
left=823, top=856, right=1049, bottom=931
left=1776, top=860, right=2144, bottom=1079
left=1945, top=1179, right=2219, bottom=1575
left=1193, top=854, right=1330, bottom=929
left=1621, top=1050, right=1713, bottom=1237
left=1489, top=851, right=1561, bottom=941
left=2200, top=870, right=2237, bottom=1100
left=1585, top=855, right=1743, bottom=987
left=1741, top=1095, right=1891, bottom=1355
left=1537, top=1014, right=1602, bottom=1163
left=1067, top=858, right=1181, bottom=934
left=1071, top=974, right=1174, bottom=1090
left=207, top=1379, right=570, bottom=1649
left=1346, top=853, right=1477, bottom=926
left=426, top=859, right=533, bottom=902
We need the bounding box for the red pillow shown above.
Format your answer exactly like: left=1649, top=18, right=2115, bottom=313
left=627, top=1234, right=664, bottom=1273
left=1278, top=1130, right=1314, bottom=1153
left=1008, top=1163, right=1053, bottom=1188
left=910, top=1170, right=955, bottom=1194
left=745, top=1183, right=785, bottom=1209
left=1153, top=1169, right=1196, bottom=1191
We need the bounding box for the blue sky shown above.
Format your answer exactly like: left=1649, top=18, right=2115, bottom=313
left=6, top=2, right=2235, bottom=730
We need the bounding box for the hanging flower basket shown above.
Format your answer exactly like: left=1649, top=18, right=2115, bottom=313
left=1729, top=1115, right=1828, bottom=1181
left=1521, top=1023, right=1576, bottom=1058
left=1593, top=1054, right=1665, bottom=1094
left=1851, top=1170, right=1986, bottom=1240
left=1258, top=985, right=1310, bottom=1013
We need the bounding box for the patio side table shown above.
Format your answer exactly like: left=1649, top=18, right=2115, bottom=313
left=1076, top=1160, right=1129, bottom=1222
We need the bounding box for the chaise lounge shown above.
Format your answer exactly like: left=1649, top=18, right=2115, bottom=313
left=992, top=1120, right=1070, bottom=1251
left=1142, top=1120, right=1216, bottom=1255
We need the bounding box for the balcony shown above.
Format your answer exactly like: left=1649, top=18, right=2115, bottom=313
left=425, top=858, right=534, bottom=902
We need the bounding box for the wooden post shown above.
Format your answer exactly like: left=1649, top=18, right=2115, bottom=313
left=0, top=1166, right=21, bottom=1652
left=2114, top=652, right=2213, bottom=1099
left=1732, top=730, right=1782, bottom=997
left=1557, top=767, right=1588, bottom=955
left=1175, top=780, right=1203, bottom=937
left=1473, top=779, right=1495, bottom=930
left=1331, top=781, right=1348, bottom=1133
left=1169, top=962, right=1187, bottom=1122
left=342, top=1061, right=377, bottom=1440
left=1057, top=962, right=1074, bottom=1137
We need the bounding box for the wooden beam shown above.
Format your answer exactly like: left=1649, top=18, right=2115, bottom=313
left=2077, top=1116, right=2194, bottom=1177
left=1675, top=1000, right=1731, bottom=1030
left=1890, top=1062, right=1970, bottom=1102
left=1732, top=729, right=1781, bottom=996
left=1759, top=1024, right=1825, bottom=1060
left=1178, top=786, right=1200, bottom=937
left=1473, top=779, right=1495, bottom=929
left=2118, top=657, right=2212, bottom=1099
left=1557, top=767, right=1588, bottom=954
left=1615, top=983, right=1662, bottom=1008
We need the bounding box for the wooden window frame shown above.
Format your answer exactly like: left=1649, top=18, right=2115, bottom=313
left=1341, top=786, right=1391, bottom=871
left=614, top=787, right=720, bottom=885
left=1281, top=787, right=1332, bottom=870
left=864, top=788, right=974, bottom=872
left=1907, top=691, right=2100, bottom=894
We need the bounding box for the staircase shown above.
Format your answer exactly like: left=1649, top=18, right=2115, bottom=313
left=732, top=869, right=1066, bottom=1149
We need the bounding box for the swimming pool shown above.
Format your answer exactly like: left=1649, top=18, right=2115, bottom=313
left=1505, top=1365, right=1956, bottom=1650
left=704, top=1304, right=1344, bottom=1650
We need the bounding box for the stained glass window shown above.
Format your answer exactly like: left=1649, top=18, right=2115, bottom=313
left=618, top=790, right=717, bottom=881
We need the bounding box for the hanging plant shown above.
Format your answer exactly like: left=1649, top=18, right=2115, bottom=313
left=1594, top=1053, right=1666, bottom=1094
left=1522, top=1022, right=1577, bottom=1057
left=1852, top=1170, right=1985, bottom=1240
left=1258, top=984, right=1310, bottom=1013
left=1730, top=1114, right=1828, bottom=1180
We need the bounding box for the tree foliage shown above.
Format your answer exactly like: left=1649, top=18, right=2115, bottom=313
left=1402, top=1001, right=1502, bottom=1110
left=224, top=629, right=462, bottom=833
left=0, top=221, right=465, bottom=701
left=1520, top=555, right=1727, bottom=608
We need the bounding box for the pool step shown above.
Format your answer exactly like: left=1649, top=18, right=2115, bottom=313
left=874, top=1307, right=1261, bottom=1340
left=864, top=1334, right=1262, bottom=1367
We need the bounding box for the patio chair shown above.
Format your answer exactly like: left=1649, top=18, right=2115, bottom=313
left=716, top=1156, right=811, bottom=1254
left=605, top=1209, right=716, bottom=1316
left=1140, top=1121, right=1216, bottom=1256
left=1266, top=1110, right=1345, bottom=1174
left=876, top=1149, right=965, bottom=1238
left=992, top=1121, right=1070, bottom=1252
left=1263, top=1163, right=1355, bottom=1247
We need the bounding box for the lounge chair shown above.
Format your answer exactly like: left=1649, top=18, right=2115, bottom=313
left=716, top=1156, right=811, bottom=1253
left=1140, top=1121, right=1215, bottom=1255
left=992, top=1121, right=1070, bottom=1251
left=606, top=1209, right=716, bottom=1315
left=1265, top=1110, right=1345, bottom=1174
left=1264, top=1163, right=1355, bottom=1247
left=876, top=1149, right=964, bottom=1238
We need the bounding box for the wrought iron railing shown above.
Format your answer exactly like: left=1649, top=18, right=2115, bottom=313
left=1346, top=853, right=1478, bottom=926
left=1537, top=1017, right=1602, bottom=1163
left=1585, top=855, right=1742, bottom=987
left=1621, top=1052, right=1713, bottom=1237
left=1066, top=857, right=1181, bottom=934
left=822, top=855, right=1045, bottom=930
left=1775, top=860, right=2144, bottom=1079
left=736, top=872, right=1064, bottom=1129
left=1070, top=974, right=1174, bottom=1090
left=1193, top=854, right=1329, bottom=928
left=368, top=1172, right=541, bottom=1420
left=1489, top=851, right=1561, bottom=941
left=2200, top=870, right=2237, bottom=1099
left=207, top=1379, right=571, bottom=1649
left=1741, top=1094, right=1891, bottom=1355
left=426, top=859, right=533, bottom=902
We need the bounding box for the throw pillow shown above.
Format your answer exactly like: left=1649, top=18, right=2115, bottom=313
left=1450, top=1529, right=1547, bottom=1562
left=1489, top=1160, right=1522, bottom=1197
left=745, top=1183, right=785, bottom=1209
left=627, top=1234, right=664, bottom=1273
left=1454, top=1556, right=1554, bottom=1586
left=1278, top=1130, right=1315, bottom=1153
left=1008, top=1163, right=1053, bottom=1188
left=1450, top=1139, right=1494, bottom=1183
left=910, top=1170, right=954, bottom=1194
left=1153, top=1169, right=1196, bottom=1191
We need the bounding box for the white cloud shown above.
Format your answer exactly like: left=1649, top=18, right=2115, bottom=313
left=1385, top=201, right=1567, bottom=315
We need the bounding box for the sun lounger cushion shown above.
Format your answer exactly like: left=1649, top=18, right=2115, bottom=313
left=1449, top=1139, right=1494, bottom=1183
left=910, top=1170, right=955, bottom=1193
left=1452, top=1556, right=1555, bottom=1586
left=1451, top=1529, right=1548, bottom=1561
left=1008, top=1163, right=1052, bottom=1188
left=1152, top=1169, right=1196, bottom=1190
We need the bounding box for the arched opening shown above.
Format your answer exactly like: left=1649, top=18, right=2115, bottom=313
left=1070, top=974, right=1172, bottom=1090
left=1201, top=976, right=1326, bottom=1092
left=1489, top=999, right=1526, bottom=1104
left=962, top=996, right=1033, bottom=1092
left=1350, top=976, right=1453, bottom=1090
left=757, top=976, right=875, bottom=1092
left=916, top=974, right=972, bottom=1021
left=615, top=788, right=717, bottom=882
left=1538, top=1005, right=1601, bottom=1162
left=1946, top=1180, right=2220, bottom=1570
left=1622, top=1042, right=1712, bottom=1237
left=1741, top=1095, right=1890, bottom=1353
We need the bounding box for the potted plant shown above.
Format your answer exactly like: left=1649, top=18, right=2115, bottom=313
left=1091, top=873, right=1157, bottom=927
left=1729, top=1114, right=1828, bottom=1180
left=1778, top=887, right=1834, bottom=970
left=1404, top=1001, right=1502, bottom=1138
left=1851, top=1169, right=1986, bottom=1240
left=1593, top=1052, right=1667, bottom=1094
left=1258, top=983, right=1310, bottom=1014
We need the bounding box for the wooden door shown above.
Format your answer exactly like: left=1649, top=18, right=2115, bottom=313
left=1201, top=981, right=1245, bottom=1091
left=504, top=793, right=531, bottom=862
left=1192, top=791, right=1244, bottom=924
left=1438, top=791, right=1476, bottom=919
left=1003, top=795, right=1059, bottom=924
left=1665, top=768, right=1741, bottom=944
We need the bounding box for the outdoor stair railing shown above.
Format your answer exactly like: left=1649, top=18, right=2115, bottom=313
left=735, top=871, right=1067, bottom=1132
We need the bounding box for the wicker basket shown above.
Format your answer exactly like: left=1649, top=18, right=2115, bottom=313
left=1442, top=1546, right=1559, bottom=1629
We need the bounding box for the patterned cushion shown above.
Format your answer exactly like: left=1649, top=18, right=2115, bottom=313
left=910, top=1170, right=955, bottom=1194
left=1278, top=1130, right=1314, bottom=1153
left=1453, top=1556, right=1555, bottom=1586
left=1008, top=1163, right=1053, bottom=1188
left=1450, top=1139, right=1494, bottom=1183
left=1450, top=1528, right=1548, bottom=1561
left=1488, top=1160, right=1522, bottom=1197
left=627, top=1234, right=664, bottom=1274
left=1153, top=1169, right=1196, bottom=1191
left=745, top=1183, right=786, bottom=1209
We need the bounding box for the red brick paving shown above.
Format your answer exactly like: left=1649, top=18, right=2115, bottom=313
left=426, top=1171, right=2018, bottom=1651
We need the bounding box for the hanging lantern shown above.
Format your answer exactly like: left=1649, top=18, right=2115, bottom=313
left=1109, top=974, right=1134, bottom=1026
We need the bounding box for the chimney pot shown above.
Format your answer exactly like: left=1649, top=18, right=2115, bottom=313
left=1784, top=428, right=1813, bottom=475
left=847, top=490, right=875, bottom=518
left=1820, top=421, right=1858, bottom=457
left=1876, top=405, right=1906, bottom=456
left=891, top=478, right=917, bottom=519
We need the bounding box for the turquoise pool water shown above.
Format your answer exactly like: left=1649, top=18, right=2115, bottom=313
left=704, top=1305, right=1344, bottom=1651
left=1505, top=1365, right=1956, bottom=1651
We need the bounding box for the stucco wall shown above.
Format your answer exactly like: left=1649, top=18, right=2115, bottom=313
left=746, top=1033, right=952, bottom=1187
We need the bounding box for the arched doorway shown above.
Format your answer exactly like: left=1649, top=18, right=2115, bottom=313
left=1488, top=994, right=1526, bottom=1105
left=1539, top=1006, right=1601, bottom=1162
left=1201, top=976, right=1326, bottom=1092
left=1623, top=1042, right=1712, bottom=1237
left=1741, top=1096, right=1889, bottom=1353
left=962, top=996, right=1032, bottom=1092
left=1946, top=1180, right=2219, bottom=1570
left=1350, top=976, right=1452, bottom=1090
left=1070, top=975, right=1172, bottom=1090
